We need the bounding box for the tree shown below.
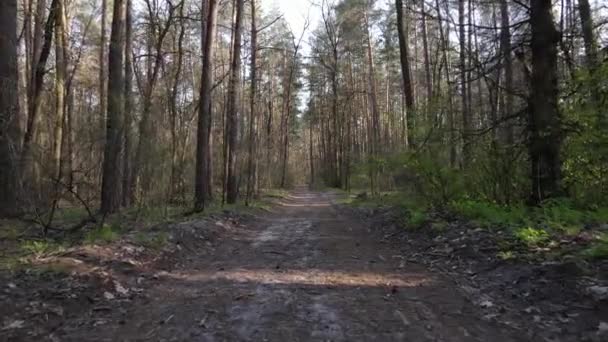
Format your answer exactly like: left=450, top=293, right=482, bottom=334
left=499, top=0, right=514, bottom=144
left=225, top=0, right=245, bottom=204
left=122, top=0, right=134, bottom=206
left=100, top=0, right=126, bottom=214
left=52, top=0, right=68, bottom=183
left=246, top=0, right=258, bottom=204
left=395, top=0, right=414, bottom=144
left=22, top=0, right=58, bottom=173
left=195, top=0, right=220, bottom=211
left=0, top=0, right=20, bottom=217
left=528, top=0, right=562, bottom=204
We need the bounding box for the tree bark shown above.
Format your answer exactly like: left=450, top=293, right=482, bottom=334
left=499, top=0, right=514, bottom=144
left=52, top=0, right=67, bottom=184
left=225, top=0, right=244, bottom=204
left=100, top=0, right=126, bottom=214
left=528, top=0, right=562, bottom=204
left=194, top=0, right=219, bottom=211
left=246, top=0, right=258, bottom=204
left=459, top=0, right=471, bottom=164
left=0, top=0, right=21, bottom=216
left=395, top=0, right=415, bottom=127
left=122, top=0, right=133, bottom=206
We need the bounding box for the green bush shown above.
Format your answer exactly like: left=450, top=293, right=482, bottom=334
left=21, top=240, right=65, bottom=257
left=448, top=199, right=525, bottom=227
left=85, top=224, right=120, bottom=245
left=514, top=227, right=550, bottom=246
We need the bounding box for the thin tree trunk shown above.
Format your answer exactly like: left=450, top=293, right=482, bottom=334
left=52, top=0, right=67, bottom=184
left=246, top=0, right=257, bottom=204
left=499, top=0, right=514, bottom=144
left=122, top=0, right=133, bottom=206
left=459, top=0, right=470, bottom=165
left=22, top=0, right=57, bottom=172
left=100, top=0, right=107, bottom=136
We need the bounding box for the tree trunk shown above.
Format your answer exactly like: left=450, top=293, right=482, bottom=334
left=395, top=0, right=414, bottom=133
left=459, top=0, right=471, bottom=164
left=100, top=0, right=107, bottom=135
left=225, top=0, right=243, bottom=204
left=195, top=0, right=219, bottom=211
left=578, top=0, right=596, bottom=69
left=52, top=0, right=67, bottom=183
left=420, top=0, right=432, bottom=108
left=246, top=0, right=257, bottom=204
left=122, top=0, right=133, bottom=206
left=364, top=6, right=380, bottom=194
left=528, top=0, right=562, bottom=204
left=100, top=0, right=125, bottom=214
left=0, top=0, right=21, bottom=217
left=22, top=0, right=57, bottom=173
left=499, top=0, right=514, bottom=144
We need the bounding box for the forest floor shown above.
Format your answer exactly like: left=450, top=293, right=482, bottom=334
left=0, top=189, right=606, bottom=341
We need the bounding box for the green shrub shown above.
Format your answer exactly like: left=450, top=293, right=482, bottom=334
left=21, top=240, right=65, bottom=257
left=448, top=199, right=525, bottom=227
left=407, top=208, right=427, bottom=228
left=514, top=227, right=550, bottom=246
left=85, top=224, right=120, bottom=245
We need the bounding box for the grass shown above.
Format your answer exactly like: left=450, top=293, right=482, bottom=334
left=20, top=239, right=66, bottom=257
left=448, top=199, right=526, bottom=227
left=581, top=233, right=608, bottom=260
left=341, top=190, right=608, bottom=260
left=84, top=224, right=121, bottom=245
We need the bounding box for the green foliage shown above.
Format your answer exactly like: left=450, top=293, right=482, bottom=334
left=84, top=224, right=121, bottom=245
left=497, top=250, right=515, bottom=260
left=264, top=189, right=290, bottom=199
left=581, top=233, right=608, bottom=260
left=21, top=240, right=65, bottom=257
left=385, top=152, right=465, bottom=205
left=514, top=227, right=550, bottom=246
left=407, top=208, right=427, bottom=228
left=448, top=199, right=526, bottom=227
left=561, top=61, right=608, bottom=206
left=535, top=198, right=586, bottom=227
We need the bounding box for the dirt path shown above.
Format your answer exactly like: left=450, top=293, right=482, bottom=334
left=61, top=189, right=520, bottom=341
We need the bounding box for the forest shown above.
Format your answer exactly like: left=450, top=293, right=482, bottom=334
left=0, top=0, right=607, bottom=220
left=1, top=0, right=608, bottom=340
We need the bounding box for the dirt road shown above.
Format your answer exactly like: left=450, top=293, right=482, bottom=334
left=62, top=189, right=520, bottom=341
